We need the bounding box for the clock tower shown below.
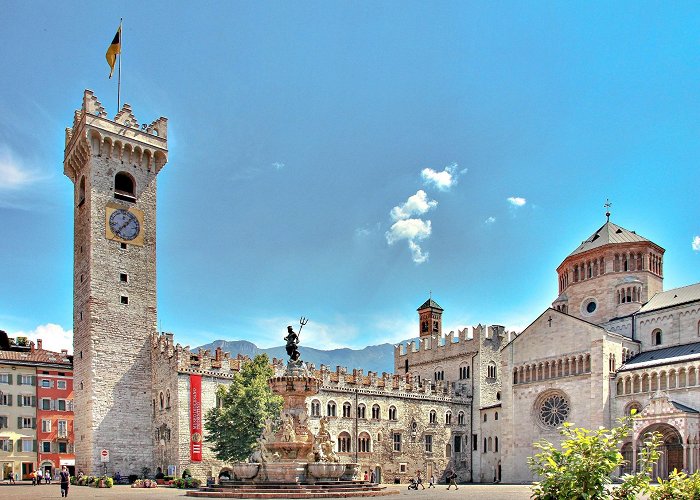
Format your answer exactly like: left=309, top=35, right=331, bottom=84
left=64, top=90, right=168, bottom=475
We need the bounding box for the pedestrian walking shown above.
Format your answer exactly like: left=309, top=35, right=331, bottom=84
left=370, top=470, right=376, bottom=483
left=428, top=474, right=435, bottom=488
left=44, top=469, right=51, bottom=484
left=60, top=466, right=70, bottom=497
left=446, top=467, right=458, bottom=490
left=415, top=470, right=425, bottom=489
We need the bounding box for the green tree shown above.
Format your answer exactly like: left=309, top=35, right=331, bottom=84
left=204, top=354, right=283, bottom=462
left=528, top=412, right=662, bottom=500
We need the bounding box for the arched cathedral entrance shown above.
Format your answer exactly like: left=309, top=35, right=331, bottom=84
left=637, top=423, right=683, bottom=480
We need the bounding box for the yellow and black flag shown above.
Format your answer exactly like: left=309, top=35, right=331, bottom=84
left=106, top=24, right=121, bottom=79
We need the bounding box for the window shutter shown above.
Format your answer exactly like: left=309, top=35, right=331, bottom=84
left=33, top=439, right=37, bottom=452
left=31, top=396, right=36, bottom=407
left=31, top=376, right=36, bottom=386
left=17, top=376, right=22, bottom=386
left=17, top=396, right=22, bottom=407
left=7, top=374, right=12, bottom=385
left=32, top=418, right=36, bottom=429
left=8, top=440, right=12, bottom=452
left=17, top=417, right=22, bottom=428
left=50, top=400, right=55, bottom=411
left=7, top=395, right=11, bottom=406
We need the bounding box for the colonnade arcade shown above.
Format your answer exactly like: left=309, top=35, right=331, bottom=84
left=619, top=394, right=700, bottom=479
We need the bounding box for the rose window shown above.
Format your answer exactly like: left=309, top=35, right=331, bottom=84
left=539, top=394, right=570, bottom=428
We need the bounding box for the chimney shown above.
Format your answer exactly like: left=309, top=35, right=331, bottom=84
left=30, top=341, right=35, bottom=352
left=37, top=339, right=43, bottom=350
left=61, top=349, right=68, bottom=355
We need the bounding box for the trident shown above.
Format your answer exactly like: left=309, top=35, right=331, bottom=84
left=298, top=317, right=309, bottom=338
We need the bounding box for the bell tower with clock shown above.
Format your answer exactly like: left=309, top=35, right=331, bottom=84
left=64, top=90, right=168, bottom=475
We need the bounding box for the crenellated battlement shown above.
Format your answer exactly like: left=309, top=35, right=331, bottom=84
left=151, top=332, right=248, bottom=379
left=64, top=89, right=168, bottom=182
left=310, top=364, right=470, bottom=401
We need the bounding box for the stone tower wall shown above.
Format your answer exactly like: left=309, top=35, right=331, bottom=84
left=65, top=90, right=168, bottom=475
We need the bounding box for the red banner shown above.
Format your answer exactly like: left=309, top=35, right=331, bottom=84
left=190, top=374, right=203, bottom=462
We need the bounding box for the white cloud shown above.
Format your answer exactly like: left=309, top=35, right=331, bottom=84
left=408, top=240, right=429, bottom=264
left=0, top=145, right=43, bottom=190
left=9, top=323, right=73, bottom=353
left=421, top=162, right=466, bottom=191
left=507, top=196, right=527, bottom=207
left=272, top=162, right=285, bottom=170
left=385, top=218, right=432, bottom=245
left=386, top=219, right=432, bottom=264
left=485, top=216, right=496, bottom=224
left=390, top=190, right=437, bottom=221
left=692, top=236, right=700, bottom=252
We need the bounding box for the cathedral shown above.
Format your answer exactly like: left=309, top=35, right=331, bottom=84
left=65, top=90, right=699, bottom=483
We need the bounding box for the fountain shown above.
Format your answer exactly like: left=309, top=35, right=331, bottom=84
left=187, top=319, right=397, bottom=498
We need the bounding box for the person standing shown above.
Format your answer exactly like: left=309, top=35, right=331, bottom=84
left=428, top=474, right=435, bottom=488
left=44, top=469, right=51, bottom=484
left=59, top=466, right=70, bottom=497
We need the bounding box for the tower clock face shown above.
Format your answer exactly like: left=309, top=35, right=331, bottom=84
left=109, top=209, right=140, bottom=241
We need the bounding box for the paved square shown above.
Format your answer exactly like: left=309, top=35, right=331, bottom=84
left=0, top=483, right=534, bottom=499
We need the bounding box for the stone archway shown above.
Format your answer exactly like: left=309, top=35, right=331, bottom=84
left=637, top=423, right=683, bottom=480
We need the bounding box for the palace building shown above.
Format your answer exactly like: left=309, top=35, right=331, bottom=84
left=61, top=90, right=699, bottom=482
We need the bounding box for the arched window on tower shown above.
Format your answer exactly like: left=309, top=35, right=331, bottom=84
left=114, top=172, right=136, bottom=201
left=327, top=401, right=336, bottom=417
left=78, top=176, right=86, bottom=206
left=652, top=329, right=663, bottom=346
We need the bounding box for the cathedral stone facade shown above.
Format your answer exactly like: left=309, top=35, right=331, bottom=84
left=66, top=90, right=700, bottom=483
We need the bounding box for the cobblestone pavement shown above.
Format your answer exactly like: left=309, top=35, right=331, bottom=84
left=0, top=482, right=534, bottom=499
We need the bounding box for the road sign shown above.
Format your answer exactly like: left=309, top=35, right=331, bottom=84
left=100, top=449, right=109, bottom=462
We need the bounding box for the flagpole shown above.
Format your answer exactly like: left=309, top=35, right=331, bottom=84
left=117, top=18, right=122, bottom=111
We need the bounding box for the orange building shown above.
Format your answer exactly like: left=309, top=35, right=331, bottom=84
left=34, top=340, right=75, bottom=477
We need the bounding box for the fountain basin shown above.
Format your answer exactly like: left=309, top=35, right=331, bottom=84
left=307, top=463, right=346, bottom=481
left=232, top=462, right=260, bottom=480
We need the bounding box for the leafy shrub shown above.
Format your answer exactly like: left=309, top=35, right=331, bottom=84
left=529, top=413, right=662, bottom=500
left=172, top=477, right=202, bottom=489
left=650, top=470, right=700, bottom=500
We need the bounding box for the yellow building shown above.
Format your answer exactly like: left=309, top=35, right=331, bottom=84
left=0, top=346, right=38, bottom=481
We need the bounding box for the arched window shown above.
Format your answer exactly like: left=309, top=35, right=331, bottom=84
left=458, top=411, right=465, bottom=425
left=495, top=436, right=499, bottom=452
left=445, top=411, right=452, bottom=425
left=159, top=392, right=164, bottom=409
left=483, top=413, right=487, bottom=423
left=487, top=362, right=497, bottom=379
left=78, top=176, right=86, bottom=205
left=494, top=411, right=498, bottom=421
left=388, top=406, right=397, bottom=421
left=114, top=172, right=136, bottom=201
left=357, top=404, right=366, bottom=419
left=327, top=401, right=336, bottom=417
left=311, top=399, right=321, bottom=417
left=429, top=410, right=437, bottom=424
left=483, top=437, right=487, bottom=453
left=371, top=404, right=380, bottom=420
left=343, top=402, right=352, bottom=418
left=337, top=432, right=352, bottom=453
left=652, top=329, right=662, bottom=346
left=454, top=435, right=462, bottom=453
left=358, top=432, right=371, bottom=453
left=165, top=389, right=170, bottom=409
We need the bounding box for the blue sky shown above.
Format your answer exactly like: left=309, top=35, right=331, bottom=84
left=1, top=2, right=699, bottom=354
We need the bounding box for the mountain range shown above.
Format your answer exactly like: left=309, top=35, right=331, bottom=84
left=194, top=339, right=397, bottom=374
